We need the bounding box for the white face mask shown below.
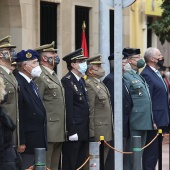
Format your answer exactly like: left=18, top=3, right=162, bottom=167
left=123, top=63, right=131, bottom=72
left=78, top=62, right=87, bottom=75
left=31, top=65, right=42, bottom=77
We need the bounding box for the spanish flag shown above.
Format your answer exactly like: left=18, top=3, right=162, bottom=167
left=81, top=21, right=89, bottom=58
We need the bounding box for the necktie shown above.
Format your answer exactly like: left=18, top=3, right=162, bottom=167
left=79, top=79, right=86, bottom=95
left=156, top=70, right=167, bottom=91
left=30, top=80, right=41, bottom=98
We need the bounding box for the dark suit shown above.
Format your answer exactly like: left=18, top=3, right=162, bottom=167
left=15, top=73, right=47, bottom=170
left=141, top=65, right=170, bottom=170
left=103, top=72, right=133, bottom=170
left=61, top=71, right=89, bottom=170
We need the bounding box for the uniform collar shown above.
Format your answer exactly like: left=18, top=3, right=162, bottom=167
left=42, top=65, right=53, bottom=75
left=71, top=71, right=81, bottom=81
left=19, top=71, right=32, bottom=83
left=0, top=65, right=11, bottom=74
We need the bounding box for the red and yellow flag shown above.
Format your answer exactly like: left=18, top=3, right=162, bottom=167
left=81, top=21, right=89, bottom=58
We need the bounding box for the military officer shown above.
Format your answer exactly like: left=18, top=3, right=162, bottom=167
left=34, top=42, right=66, bottom=170
left=0, top=36, right=19, bottom=147
left=15, top=49, right=47, bottom=170
left=85, top=55, right=113, bottom=164
left=61, top=48, right=89, bottom=170
left=123, top=48, right=154, bottom=170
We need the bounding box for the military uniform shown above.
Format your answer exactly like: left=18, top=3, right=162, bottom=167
left=85, top=76, right=113, bottom=141
left=123, top=48, right=153, bottom=170
left=61, top=49, right=89, bottom=170
left=0, top=36, right=19, bottom=146
left=85, top=55, right=113, bottom=165
left=34, top=42, right=66, bottom=170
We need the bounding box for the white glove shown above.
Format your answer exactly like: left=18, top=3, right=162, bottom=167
left=69, top=133, right=78, bottom=141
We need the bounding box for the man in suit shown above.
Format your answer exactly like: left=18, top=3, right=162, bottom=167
left=123, top=48, right=154, bottom=170
left=34, top=42, right=66, bottom=170
left=61, top=48, right=89, bottom=170
left=141, top=47, right=170, bottom=170
left=15, top=49, right=47, bottom=170
left=0, top=35, right=19, bottom=147
left=85, top=54, right=113, bottom=164
left=103, top=52, right=133, bottom=170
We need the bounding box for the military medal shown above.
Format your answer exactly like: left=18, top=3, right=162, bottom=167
left=74, top=84, right=78, bottom=91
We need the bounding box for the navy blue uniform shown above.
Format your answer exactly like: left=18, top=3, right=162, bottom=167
left=15, top=73, right=47, bottom=154
left=61, top=71, right=89, bottom=170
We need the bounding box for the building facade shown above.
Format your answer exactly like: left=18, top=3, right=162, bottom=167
left=0, top=0, right=169, bottom=78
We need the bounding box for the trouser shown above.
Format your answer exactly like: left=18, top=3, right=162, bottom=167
left=62, top=141, right=88, bottom=170
left=142, top=130, right=164, bottom=170
left=46, top=142, right=63, bottom=170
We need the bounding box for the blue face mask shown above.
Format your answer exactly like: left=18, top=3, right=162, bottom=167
left=78, top=62, right=87, bottom=75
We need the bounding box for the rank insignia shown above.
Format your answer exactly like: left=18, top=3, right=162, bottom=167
left=46, top=78, right=51, bottom=83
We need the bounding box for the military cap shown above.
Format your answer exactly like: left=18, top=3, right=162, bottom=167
left=16, top=49, right=39, bottom=62
left=123, top=48, right=140, bottom=56
left=0, top=35, right=16, bottom=49
left=87, top=54, right=104, bottom=64
left=108, top=52, right=129, bottom=61
left=34, top=41, right=58, bottom=53
left=62, top=48, right=87, bottom=63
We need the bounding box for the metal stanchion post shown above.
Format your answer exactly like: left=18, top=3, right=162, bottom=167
left=89, top=142, right=100, bottom=170
left=100, top=136, right=104, bottom=170
left=132, top=136, right=141, bottom=170
left=158, top=129, right=162, bottom=170
left=34, top=148, right=46, bottom=170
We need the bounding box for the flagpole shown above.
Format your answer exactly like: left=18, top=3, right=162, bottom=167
left=82, top=21, right=86, bottom=32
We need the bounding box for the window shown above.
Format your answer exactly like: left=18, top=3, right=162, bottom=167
left=40, top=1, right=57, bottom=48
left=75, top=6, right=89, bottom=51
left=147, top=17, right=153, bottom=48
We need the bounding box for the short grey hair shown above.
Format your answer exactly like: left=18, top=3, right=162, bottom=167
left=16, top=61, right=29, bottom=71
left=144, top=47, right=157, bottom=63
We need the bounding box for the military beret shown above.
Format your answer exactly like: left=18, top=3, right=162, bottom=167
left=123, top=48, right=140, bottom=56
left=87, top=54, right=104, bottom=64
left=0, top=35, right=16, bottom=49
left=16, top=49, right=39, bottom=62
left=34, top=41, right=58, bottom=53
left=62, top=48, right=87, bottom=63
left=108, top=52, right=129, bottom=61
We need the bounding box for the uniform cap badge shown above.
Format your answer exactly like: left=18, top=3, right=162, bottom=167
left=26, top=52, right=32, bottom=58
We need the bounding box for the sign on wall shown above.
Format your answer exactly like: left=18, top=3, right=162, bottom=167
left=145, top=0, right=163, bottom=16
